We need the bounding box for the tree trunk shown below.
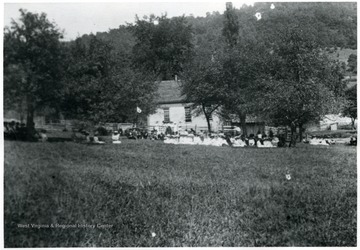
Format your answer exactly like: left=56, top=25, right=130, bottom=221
left=134, top=113, right=139, bottom=128
left=19, top=100, right=25, bottom=124
left=26, top=96, right=36, bottom=141
left=289, top=125, right=297, bottom=147
left=239, top=112, right=247, bottom=136
left=299, top=123, right=303, bottom=142
left=205, top=115, right=212, bottom=133
left=202, top=104, right=212, bottom=133
left=351, top=118, right=355, bottom=130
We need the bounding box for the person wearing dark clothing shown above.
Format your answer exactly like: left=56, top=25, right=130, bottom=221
left=278, top=135, right=287, bottom=147
left=289, top=133, right=298, bottom=147
left=158, top=133, right=165, bottom=141
left=142, top=130, right=149, bottom=139
left=269, top=129, right=274, bottom=139
left=128, top=130, right=137, bottom=140
left=225, top=134, right=232, bottom=147
left=241, top=135, right=249, bottom=146
left=15, top=122, right=20, bottom=132
left=165, top=126, right=173, bottom=135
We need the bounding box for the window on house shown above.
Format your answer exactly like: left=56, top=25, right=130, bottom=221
left=163, top=108, right=170, bottom=123
left=185, top=107, right=192, bottom=122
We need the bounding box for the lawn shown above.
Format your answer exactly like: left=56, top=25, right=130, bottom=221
left=4, top=140, right=357, bottom=247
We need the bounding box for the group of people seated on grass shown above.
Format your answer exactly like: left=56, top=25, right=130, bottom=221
left=72, top=130, right=106, bottom=144
left=111, top=128, right=154, bottom=143
left=303, top=136, right=336, bottom=146
left=4, top=121, right=27, bottom=140
left=72, top=125, right=341, bottom=147
left=349, top=135, right=357, bottom=146
left=126, top=129, right=149, bottom=140
left=162, top=129, right=288, bottom=148
left=4, top=121, right=48, bottom=142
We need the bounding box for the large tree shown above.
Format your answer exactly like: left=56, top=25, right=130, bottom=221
left=219, top=2, right=268, bottom=136
left=62, top=35, right=158, bottom=128
left=181, top=3, right=266, bottom=134
left=4, top=9, right=65, bottom=139
left=180, top=53, right=226, bottom=132
left=219, top=43, right=267, bottom=136
left=180, top=11, right=227, bottom=133
left=347, top=54, right=357, bottom=79
left=222, top=2, right=240, bottom=48
left=253, top=23, right=347, bottom=141
left=183, top=2, right=351, bottom=139
left=342, top=84, right=357, bottom=129
left=129, top=14, right=193, bottom=80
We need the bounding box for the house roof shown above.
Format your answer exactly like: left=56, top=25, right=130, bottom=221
left=156, top=80, right=187, bottom=104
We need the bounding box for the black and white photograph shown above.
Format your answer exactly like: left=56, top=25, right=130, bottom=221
left=3, top=1, right=357, bottom=247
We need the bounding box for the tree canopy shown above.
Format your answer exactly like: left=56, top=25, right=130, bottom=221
left=61, top=35, right=158, bottom=126
left=342, top=84, right=357, bottom=129
left=252, top=22, right=347, bottom=139
left=181, top=2, right=352, bottom=137
left=4, top=9, right=65, bottom=138
left=347, top=54, right=357, bottom=74
left=129, top=14, right=193, bottom=80
left=4, top=3, right=357, bottom=140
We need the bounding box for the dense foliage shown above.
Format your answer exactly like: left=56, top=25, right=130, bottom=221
left=347, top=54, right=357, bottom=74
left=342, top=84, right=357, bottom=129
left=181, top=2, right=354, bottom=134
left=4, top=2, right=357, bottom=136
left=4, top=9, right=65, bottom=138
left=129, top=14, right=193, bottom=80
left=252, top=18, right=347, bottom=138
left=61, top=35, right=158, bottom=126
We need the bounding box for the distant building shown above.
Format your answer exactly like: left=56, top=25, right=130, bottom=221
left=227, top=114, right=266, bottom=136
left=147, top=80, right=223, bottom=132
left=147, top=80, right=266, bottom=134
left=305, top=77, right=357, bottom=132
left=305, top=114, right=357, bottom=132
left=4, top=109, right=76, bottom=131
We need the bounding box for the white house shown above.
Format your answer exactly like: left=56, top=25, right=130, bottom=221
left=147, top=80, right=223, bottom=132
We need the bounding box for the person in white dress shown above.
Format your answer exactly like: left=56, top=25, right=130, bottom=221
left=263, top=140, right=274, bottom=147
left=112, top=131, right=121, bottom=144
left=309, top=137, right=329, bottom=146
left=93, top=136, right=105, bottom=144
left=248, top=138, right=256, bottom=146
left=232, top=138, right=246, bottom=147
left=271, top=136, right=279, bottom=147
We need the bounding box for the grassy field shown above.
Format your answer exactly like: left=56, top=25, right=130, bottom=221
left=4, top=139, right=357, bottom=247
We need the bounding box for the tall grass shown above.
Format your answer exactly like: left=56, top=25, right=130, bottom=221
left=4, top=140, right=356, bottom=247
